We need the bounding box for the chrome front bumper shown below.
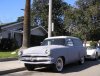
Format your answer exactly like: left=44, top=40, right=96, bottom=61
left=19, top=56, right=54, bottom=64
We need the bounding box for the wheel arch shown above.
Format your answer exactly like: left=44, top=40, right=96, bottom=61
left=60, top=56, right=65, bottom=65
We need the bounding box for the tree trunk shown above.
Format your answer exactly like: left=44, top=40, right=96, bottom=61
left=22, top=0, right=31, bottom=49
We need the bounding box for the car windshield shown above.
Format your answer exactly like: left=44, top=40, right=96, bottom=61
left=41, top=38, right=65, bottom=46
left=87, top=46, right=96, bottom=49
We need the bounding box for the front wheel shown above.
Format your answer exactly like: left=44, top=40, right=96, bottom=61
left=94, top=53, right=98, bottom=60
left=53, top=57, right=64, bottom=72
left=24, top=64, right=35, bottom=71
left=79, top=57, right=85, bottom=64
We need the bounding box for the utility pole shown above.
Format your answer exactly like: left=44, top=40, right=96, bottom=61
left=48, top=0, right=52, bottom=38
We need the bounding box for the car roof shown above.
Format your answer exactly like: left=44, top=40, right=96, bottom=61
left=45, top=36, right=79, bottom=40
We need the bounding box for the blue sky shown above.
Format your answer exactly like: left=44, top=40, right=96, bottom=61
left=0, top=0, right=76, bottom=23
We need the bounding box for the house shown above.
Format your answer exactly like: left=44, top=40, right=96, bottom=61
left=0, top=21, right=47, bottom=50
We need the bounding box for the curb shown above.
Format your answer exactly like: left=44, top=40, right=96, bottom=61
left=0, top=67, right=26, bottom=75
left=0, top=58, right=18, bottom=62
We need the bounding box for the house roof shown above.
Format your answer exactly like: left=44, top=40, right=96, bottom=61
left=0, top=22, right=19, bottom=28
left=0, top=21, right=47, bottom=36
left=2, top=22, right=23, bottom=30
left=31, top=26, right=47, bottom=34
left=14, top=25, right=47, bottom=36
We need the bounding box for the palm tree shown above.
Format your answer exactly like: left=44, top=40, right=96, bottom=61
left=22, top=0, right=31, bottom=48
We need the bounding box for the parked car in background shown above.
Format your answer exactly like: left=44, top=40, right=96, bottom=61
left=18, top=36, right=86, bottom=72
left=86, top=46, right=100, bottom=60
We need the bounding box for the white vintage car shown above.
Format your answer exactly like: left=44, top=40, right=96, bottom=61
left=86, top=46, right=100, bottom=59
left=18, top=36, right=86, bottom=72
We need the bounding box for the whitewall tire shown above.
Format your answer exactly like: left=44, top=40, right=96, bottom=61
left=54, top=57, right=64, bottom=72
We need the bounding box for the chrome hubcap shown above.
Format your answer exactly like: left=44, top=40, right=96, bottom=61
left=56, top=58, right=63, bottom=71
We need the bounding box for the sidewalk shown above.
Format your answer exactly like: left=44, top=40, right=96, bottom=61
left=0, top=60, right=25, bottom=75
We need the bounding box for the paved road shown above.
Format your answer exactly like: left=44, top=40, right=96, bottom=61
left=1, top=59, right=100, bottom=76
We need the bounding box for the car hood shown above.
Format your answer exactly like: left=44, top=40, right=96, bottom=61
left=22, top=45, right=64, bottom=56
left=86, top=49, right=96, bottom=55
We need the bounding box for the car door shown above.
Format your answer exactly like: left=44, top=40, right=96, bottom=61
left=65, top=38, right=78, bottom=63
left=72, top=39, right=83, bottom=60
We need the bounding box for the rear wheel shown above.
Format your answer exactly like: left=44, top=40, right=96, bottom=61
left=24, top=64, right=35, bottom=71
left=53, top=57, right=64, bottom=72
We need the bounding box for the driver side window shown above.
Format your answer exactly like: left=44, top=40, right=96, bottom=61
left=66, top=39, right=73, bottom=46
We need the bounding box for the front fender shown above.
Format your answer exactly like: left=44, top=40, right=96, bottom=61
left=50, top=48, right=68, bottom=64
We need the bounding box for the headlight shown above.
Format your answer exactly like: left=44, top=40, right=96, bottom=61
left=18, top=51, right=23, bottom=56
left=45, top=49, right=50, bottom=55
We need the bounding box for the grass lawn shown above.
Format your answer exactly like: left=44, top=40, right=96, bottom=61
left=0, top=49, right=18, bottom=58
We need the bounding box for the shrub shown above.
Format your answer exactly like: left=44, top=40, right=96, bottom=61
left=0, top=38, right=18, bottom=51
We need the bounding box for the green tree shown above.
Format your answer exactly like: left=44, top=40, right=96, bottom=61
left=75, top=0, right=100, bottom=40
left=17, top=16, right=24, bottom=22
left=31, top=0, right=100, bottom=40
left=64, top=0, right=100, bottom=40
left=31, top=0, right=48, bottom=27
left=31, top=0, right=69, bottom=36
